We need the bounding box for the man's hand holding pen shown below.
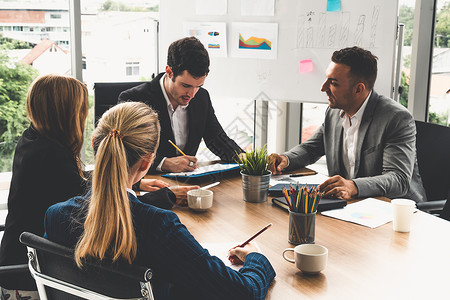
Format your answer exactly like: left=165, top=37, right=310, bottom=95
left=165, top=139, right=197, bottom=172
left=162, top=156, right=198, bottom=172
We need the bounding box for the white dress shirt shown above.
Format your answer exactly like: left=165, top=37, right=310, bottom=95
left=126, top=187, right=136, bottom=197
left=341, top=91, right=371, bottom=179
left=157, top=74, right=190, bottom=171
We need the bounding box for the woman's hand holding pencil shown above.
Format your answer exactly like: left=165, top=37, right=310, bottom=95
left=228, top=243, right=260, bottom=265
left=228, top=223, right=272, bottom=265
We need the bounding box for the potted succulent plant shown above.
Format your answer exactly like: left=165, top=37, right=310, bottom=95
left=237, top=146, right=272, bottom=203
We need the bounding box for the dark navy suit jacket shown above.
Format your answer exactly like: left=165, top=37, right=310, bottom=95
left=44, top=193, right=275, bottom=299
left=0, top=126, right=86, bottom=290
left=118, top=73, right=243, bottom=173
left=0, top=127, right=177, bottom=291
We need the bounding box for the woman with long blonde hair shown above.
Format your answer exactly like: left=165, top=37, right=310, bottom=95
left=44, top=102, right=275, bottom=300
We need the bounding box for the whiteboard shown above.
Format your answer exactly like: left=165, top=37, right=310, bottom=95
left=159, top=0, right=399, bottom=103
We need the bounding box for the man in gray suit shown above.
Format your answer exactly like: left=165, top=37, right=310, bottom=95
left=269, top=47, right=426, bottom=202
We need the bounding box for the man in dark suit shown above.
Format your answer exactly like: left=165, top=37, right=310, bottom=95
left=269, top=46, right=426, bottom=202
left=119, top=37, right=242, bottom=173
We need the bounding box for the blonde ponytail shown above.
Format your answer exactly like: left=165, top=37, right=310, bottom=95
left=75, top=102, right=160, bottom=267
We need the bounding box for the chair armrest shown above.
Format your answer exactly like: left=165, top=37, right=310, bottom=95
left=416, top=200, right=446, bottom=212
left=0, top=264, right=29, bottom=275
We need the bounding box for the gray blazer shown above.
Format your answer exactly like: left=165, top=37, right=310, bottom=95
left=284, top=91, right=427, bottom=202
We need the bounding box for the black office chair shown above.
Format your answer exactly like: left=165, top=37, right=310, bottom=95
left=0, top=226, right=33, bottom=290
left=415, top=120, right=450, bottom=215
left=94, top=81, right=148, bottom=124
left=19, top=232, right=154, bottom=300
left=440, top=190, right=450, bottom=221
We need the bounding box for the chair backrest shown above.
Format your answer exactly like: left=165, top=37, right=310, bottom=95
left=415, top=120, right=450, bottom=201
left=94, top=81, right=147, bottom=124
left=19, top=232, right=154, bottom=300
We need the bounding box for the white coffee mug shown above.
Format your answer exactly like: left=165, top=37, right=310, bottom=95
left=187, top=189, right=213, bottom=211
left=283, top=244, right=328, bottom=274
left=391, top=199, right=416, bottom=232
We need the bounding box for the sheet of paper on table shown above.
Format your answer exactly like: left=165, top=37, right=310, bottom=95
left=321, top=198, right=393, bottom=228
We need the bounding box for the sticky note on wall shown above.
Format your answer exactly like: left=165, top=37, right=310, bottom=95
left=327, top=0, right=341, bottom=12
left=299, top=59, right=314, bottom=73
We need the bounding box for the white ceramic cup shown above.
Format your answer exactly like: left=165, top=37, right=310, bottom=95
left=187, top=189, right=213, bottom=211
left=391, top=198, right=416, bottom=232
left=282, top=244, right=328, bottom=274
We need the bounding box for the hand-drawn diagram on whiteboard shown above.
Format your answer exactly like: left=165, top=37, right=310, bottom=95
left=296, top=6, right=380, bottom=49
left=183, top=22, right=227, bottom=57
left=231, top=22, right=278, bottom=60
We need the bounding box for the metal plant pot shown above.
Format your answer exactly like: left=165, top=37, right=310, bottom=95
left=241, top=170, right=272, bottom=203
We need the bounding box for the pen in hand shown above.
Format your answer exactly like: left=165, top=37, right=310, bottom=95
left=168, top=139, right=186, bottom=156
left=228, top=223, right=272, bottom=264
left=168, top=139, right=195, bottom=167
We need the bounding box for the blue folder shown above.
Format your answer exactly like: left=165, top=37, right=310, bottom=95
left=162, top=163, right=240, bottom=179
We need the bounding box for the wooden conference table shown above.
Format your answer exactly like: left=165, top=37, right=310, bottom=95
left=145, top=170, right=449, bottom=299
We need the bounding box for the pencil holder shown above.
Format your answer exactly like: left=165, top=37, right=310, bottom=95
left=288, top=211, right=316, bottom=245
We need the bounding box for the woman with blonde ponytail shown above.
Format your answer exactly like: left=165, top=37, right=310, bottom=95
left=44, top=102, right=275, bottom=300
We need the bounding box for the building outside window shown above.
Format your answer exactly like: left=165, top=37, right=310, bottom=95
left=0, top=0, right=71, bottom=190
left=126, top=61, right=140, bottom=76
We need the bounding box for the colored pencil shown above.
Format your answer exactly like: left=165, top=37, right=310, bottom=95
left=284, top=184, right=324, bottom=213
left=168, top=139, right=186, bottom=156
left=239, top=223, right=272, bottom=247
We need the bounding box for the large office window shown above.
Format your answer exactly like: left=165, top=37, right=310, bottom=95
left=429, top=0, right=450, bottom=126
left=398, top=0, right=416, bottom=109
left=400, top=0, right=450, bottom=126
left=0, top=0, right=70, bottom=173
left=1, top=0, right=448, bottom=176
left=80, top=0, right=159, bottom=164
